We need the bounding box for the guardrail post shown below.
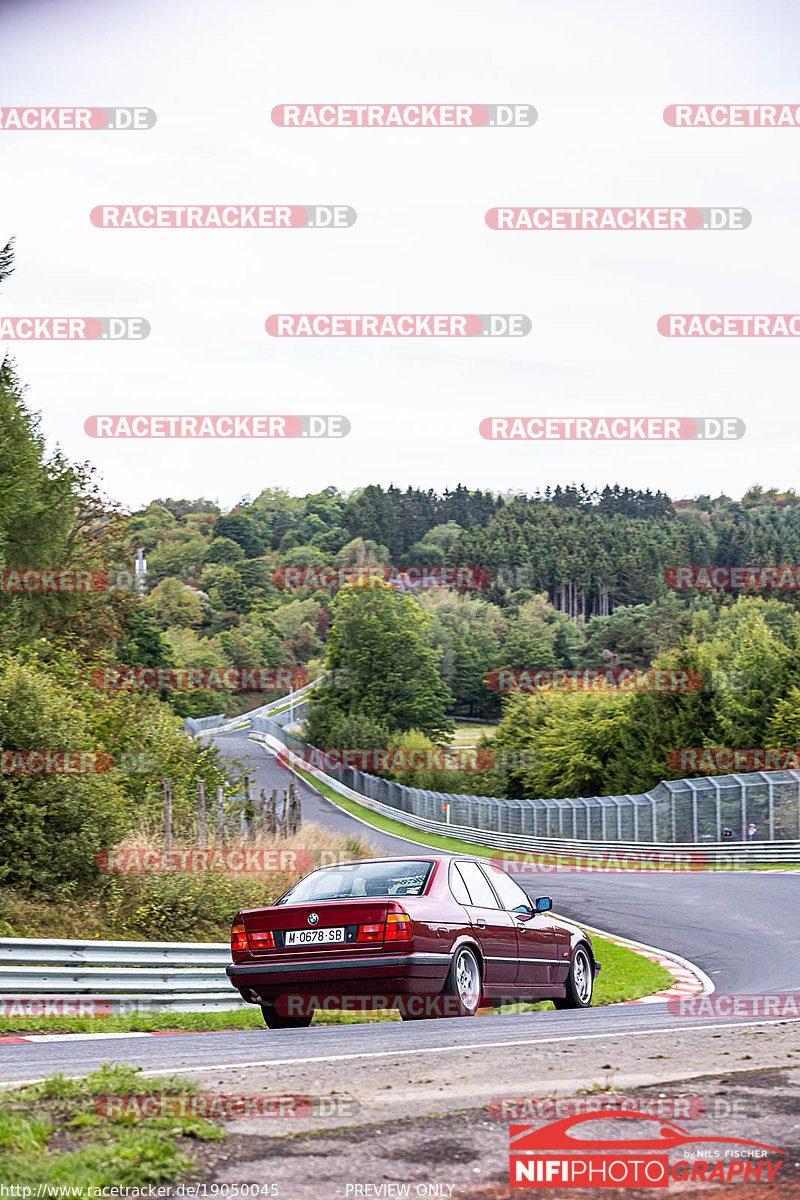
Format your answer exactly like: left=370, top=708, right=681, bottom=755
left=711, top=777, right=722, bottom=840
left=163, top=778, right=172, bottom=850
left=686, top=779, right=699, bottom=842
left=197, top=780, right=206, bottom=847
left=789, top=769, right=800, bottom=839
left=768, top=776, right=775, bottom=840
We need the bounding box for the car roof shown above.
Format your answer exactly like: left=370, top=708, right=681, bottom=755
left=316, top=854, right=458, bottom=865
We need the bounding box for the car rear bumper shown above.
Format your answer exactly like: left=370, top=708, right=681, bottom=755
left=227, top=951, right=451, bottom=1004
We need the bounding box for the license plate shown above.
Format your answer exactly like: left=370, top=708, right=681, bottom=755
left=285, top=927, right=346, bottom=946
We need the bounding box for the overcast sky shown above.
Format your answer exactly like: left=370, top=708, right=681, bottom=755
left=2, top=0, right=799, bottom=511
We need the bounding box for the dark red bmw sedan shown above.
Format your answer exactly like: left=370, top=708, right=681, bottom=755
left=226, top=855, right=601, bottom=1027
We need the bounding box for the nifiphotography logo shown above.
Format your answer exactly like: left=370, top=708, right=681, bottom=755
left=509, top=1111, right=785, bottom=1189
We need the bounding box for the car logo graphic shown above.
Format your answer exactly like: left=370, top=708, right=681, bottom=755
left=308, top=913, right=319, bottom=925
left=510, top=1111, right=784, bottom=1154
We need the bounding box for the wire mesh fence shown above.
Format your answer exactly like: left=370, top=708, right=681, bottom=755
left=155, top=774, right=302, bottom=846
left=252, top=718, right=800, bottom=845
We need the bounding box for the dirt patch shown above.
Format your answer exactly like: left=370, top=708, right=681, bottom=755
left=166, top=1064, right=800, bottom=1199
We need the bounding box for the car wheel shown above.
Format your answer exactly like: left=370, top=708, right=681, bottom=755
left=442, top=946, right=482, bottom=1017
left=260, top=1004, right=314, bottom=1029
left=553, top=945, right=594, bottom=1009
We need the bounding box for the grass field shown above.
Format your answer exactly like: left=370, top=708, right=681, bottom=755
left=447, top=722, right=499, bottom=747
left=0, top=1063, right=222, bottom=1192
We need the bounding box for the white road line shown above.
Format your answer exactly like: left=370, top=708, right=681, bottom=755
left=1, top=1032, right=157, bottom=1043
left=3, top=1015, right=799, bottom=1090
left=132, top=1014, right=800, bottom=1074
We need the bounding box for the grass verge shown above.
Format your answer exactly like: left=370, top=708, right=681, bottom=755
left=0, top=1063, right=222, bottom=1193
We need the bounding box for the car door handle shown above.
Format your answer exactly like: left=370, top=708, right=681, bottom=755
left=475, top=919, right=487, bottom=928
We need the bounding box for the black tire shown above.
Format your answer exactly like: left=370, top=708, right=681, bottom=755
left=441, top=945, right=482, bottom=1017
left=261, top=1003, right=314, bottom=1029
left=553, top=944, right=594, bottom=1009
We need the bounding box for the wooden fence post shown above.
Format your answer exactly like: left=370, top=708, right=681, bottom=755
left=197, top=780, right=206, bottom=847
left=217, top=785, right=225, bottom=846
left=241, top=775, right=251, bottom=838
left=281, top=788, right=289, bottom=838
left=268, top=789, right=277, bottom=837
left=289, top=778, right=301, bottom=834
left=163, top=778, right=172, bottom=850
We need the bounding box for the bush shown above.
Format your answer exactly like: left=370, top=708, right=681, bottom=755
left=0, top=660, right=129, bottom=892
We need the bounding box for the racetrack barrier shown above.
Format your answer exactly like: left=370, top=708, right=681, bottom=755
left=0, top=937, right=244, bottom=1013
left=249, top=720, right=800, bottom=859
left=183, top=676, right=322, bottom=737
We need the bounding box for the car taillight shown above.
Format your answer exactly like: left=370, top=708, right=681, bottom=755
left=248, top=930, right=276, bottom=949
left=356, top=923, right=384, bottom=943
left=385, top=906, right=413, bottom=941
left=231, top=922, right=248, bottom=954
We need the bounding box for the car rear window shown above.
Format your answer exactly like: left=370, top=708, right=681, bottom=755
left=276, top=859, right=434, bottom=904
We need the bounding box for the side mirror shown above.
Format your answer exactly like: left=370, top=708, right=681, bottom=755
left=535, top=896, right=553, bottom=913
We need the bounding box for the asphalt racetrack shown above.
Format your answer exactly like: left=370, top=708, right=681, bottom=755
left=1, top=730, right=799, bottom=1087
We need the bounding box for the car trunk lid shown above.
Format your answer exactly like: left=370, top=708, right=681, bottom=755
left=241, top=901, right=393, bottom=955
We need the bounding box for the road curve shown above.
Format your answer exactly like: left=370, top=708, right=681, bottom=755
left=214, top=730, right=427, bottom=855
left=1, top=734, right=798, bottom=1084
left=216, top=730, right=800, bottom=995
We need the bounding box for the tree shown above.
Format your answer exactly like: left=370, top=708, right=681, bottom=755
left=213, top=514, right=265, bottom=558
left=305, top=581, right=453, bottom=744
left=205, top=537, right=245, bottom=565
left=335, top=537, right=389, bottom=567
left=148, top=578, right=205, bottom=628
left=199, top=565, right=250, bottom=614
left=495, top=596, right=561, bottom=673
left=401, top=541, right=444, bottom=568
left=145, top=535, right=209, bottom=582
left=116, top=608, right=175, bottom=669
left=421, top=522, right=465, bottom=554
left=580, top=595, right=689, bottom=669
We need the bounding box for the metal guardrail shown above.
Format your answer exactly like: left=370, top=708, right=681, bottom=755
left=184, top=712, right=228, bottom=735
left=184, top=678, right=321, bottom=737
left=0, top=938, right=244, bottom=1013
